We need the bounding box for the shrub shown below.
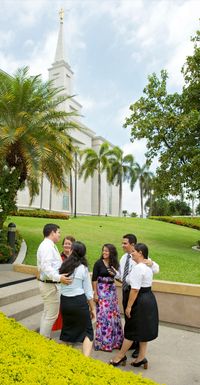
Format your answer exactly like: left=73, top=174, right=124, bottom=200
left=0, top=227, right=22, bottom=263
left=11, top=209, right=70, bottom=220
left=0, top=243, right=13, bottom=263
left=197, top=240, right=200, bottom=249
left=0, top=312, right=161, bottom=385
left=149, top=216, right=200, bottom=231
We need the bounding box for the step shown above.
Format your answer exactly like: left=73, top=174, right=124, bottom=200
left=1, top=294, right=43, bottom=321
left=0, top=279, right=39, bottom=306
left=0, top=270, right=35, bottom=286
left=19, top=311, right=43, bottom=331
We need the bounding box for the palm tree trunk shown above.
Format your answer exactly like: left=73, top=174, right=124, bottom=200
left=69, top=169, right=73, bottom=215
left=118, top=178, right=122, bottom=217
left=40, top=173, right=43, bottom=209
left=98, top=169, right=101, bottom=216
left=49, top=182, right=52, bottom=211
left=140, top=180, right=144, bottom=218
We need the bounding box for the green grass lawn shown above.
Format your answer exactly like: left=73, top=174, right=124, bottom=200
left=5, top=216, right=200, bottom=284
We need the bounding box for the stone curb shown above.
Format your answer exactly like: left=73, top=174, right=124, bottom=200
left=0, top=240, right=27, bottom=271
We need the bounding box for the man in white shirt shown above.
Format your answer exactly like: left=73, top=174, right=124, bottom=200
left=115, top=233, right=159, bottom=357
left=37, top=223, right=72, bottom=338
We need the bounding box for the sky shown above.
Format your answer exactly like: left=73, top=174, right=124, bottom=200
left=0, top=0, right=199, bottom=215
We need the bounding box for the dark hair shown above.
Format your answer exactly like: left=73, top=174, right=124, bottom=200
left=43, top=223, right=60, bottom=237
left=59, top=241, right=88, bottom=275
left=134, top=243, right=148, bottom=259
left=101, top=243, right=119, bottom=269
left=123, top=233, right=137, bottom=245
left=62, top=235, right=76, bottom=245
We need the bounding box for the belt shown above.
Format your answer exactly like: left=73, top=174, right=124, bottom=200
left=38, top=279, right=60, bottom=284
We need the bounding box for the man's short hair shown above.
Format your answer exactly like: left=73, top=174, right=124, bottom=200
left=123, top=233, right=137, bottom=245
left=43, top=224, right=60, bottom=237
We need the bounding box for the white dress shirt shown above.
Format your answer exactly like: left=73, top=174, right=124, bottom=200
left=115, top=253, right=159, bottom=281
left=37, top=238, right=62, bottom=282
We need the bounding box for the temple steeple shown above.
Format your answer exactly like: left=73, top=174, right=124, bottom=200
left=54, top=8, right=65, bottom=62
left=48, top=9, right=82, bottom=114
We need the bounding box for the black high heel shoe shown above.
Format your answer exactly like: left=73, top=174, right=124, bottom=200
left=109, top=356, right=127, bottom=367
left=131, top=358, right=148, bottom=369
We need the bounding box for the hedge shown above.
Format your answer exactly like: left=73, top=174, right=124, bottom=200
left=0, top=313, right=162, bottom=385
left=149, top=216, right=200, bottom=231
left=11, top=209, right=70, bottom=220
left=0, top=227, right=22, bottom=263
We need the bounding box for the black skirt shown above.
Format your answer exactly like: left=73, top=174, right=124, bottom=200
left=124, top=287, right=159, bottom=342
left=60, top=294, right=94, bottom=343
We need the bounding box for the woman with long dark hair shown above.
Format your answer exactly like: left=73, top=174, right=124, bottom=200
left=110, top=243, right=159, bottom=369
left=59, top=241, right=95, bottom=356
left=92, top=243, right=123, bottom=351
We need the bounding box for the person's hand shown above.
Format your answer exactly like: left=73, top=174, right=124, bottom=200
left=107, top=268, right=115, bottom=276
left=143, top=259, right=153, bottom=267
left=125, top=306, right=131, bottom=319
left=90, top=309, right=96, bottom=321
left=108, top=266, right=118, bottom=276
left=94, top=293, right=98, bottom=303
left=60, top=274, right=72, bottom=285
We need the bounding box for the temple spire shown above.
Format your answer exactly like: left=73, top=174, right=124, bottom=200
left=54, top=8, right=65, bottom=62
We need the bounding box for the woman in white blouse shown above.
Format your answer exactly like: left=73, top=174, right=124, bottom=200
left=110, top=243, right=159, bottom=369
left=59, top=241, right=95, bottom=356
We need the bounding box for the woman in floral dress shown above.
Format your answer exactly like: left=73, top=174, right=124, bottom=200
left=92, top=244, right=123, bottom=351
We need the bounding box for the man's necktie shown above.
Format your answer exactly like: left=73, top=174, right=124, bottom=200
left=122, top=254, right=131, bottom=291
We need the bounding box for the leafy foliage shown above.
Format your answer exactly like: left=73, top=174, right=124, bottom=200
left=79, top=142, right=111, bottom=216
left=124, top=30, right=200, bottom=197
left=0, top=67, right=79, bottom=227
left=150, top=216, right=200, bottom=231
left=146, top=198, right=191, bottom=216
left=0, top=312, right=160, bottom=385
left=107, top=146, right=134, bottom=216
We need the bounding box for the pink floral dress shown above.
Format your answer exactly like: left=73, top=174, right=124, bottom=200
left=92, top=260, right=123, bottom=351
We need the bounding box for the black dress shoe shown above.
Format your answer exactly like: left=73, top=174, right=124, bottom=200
left=109, top=356, right=127, bottom=367
left=131, top=349, right=139, bottom=358
left=131, top=358, right=148, bottom=369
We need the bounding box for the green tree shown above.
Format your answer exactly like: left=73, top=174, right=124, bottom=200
left=79, top=142, right=110, bottom=216
left=107, top=147, right=134, bottom=217
left=124, top=30, right=200, bottom=197
left=168, top=200, right=191, bottom=216
left=0, top=67, right=79, bottom=228
left=150, top=197, right=170, bottom=216
left=130, top=162, right=153, bottom=218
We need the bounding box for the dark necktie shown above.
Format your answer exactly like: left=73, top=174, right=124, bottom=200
left=122, top=254, right=131, bottom=291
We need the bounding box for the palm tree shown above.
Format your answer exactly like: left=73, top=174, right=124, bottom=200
left=107, top=147, right=134, bottom=217
left=130, top=162, right=153, bottom=218
left=79, top=142, right=110, bottom=216
left=0, top=67, right=79, bottom=226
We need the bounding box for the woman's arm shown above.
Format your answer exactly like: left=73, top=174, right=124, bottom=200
left=125, top=289, right=139, bottom=318
left=92, top=280, right=98, bottom=303
left=88, top=298, right=96, bottom=321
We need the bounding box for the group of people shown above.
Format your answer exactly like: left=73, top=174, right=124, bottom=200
left=37, top=223, right=159, bottom=367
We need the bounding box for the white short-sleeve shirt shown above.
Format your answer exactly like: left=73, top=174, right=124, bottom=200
left=126, top=263, right=153, bottom=290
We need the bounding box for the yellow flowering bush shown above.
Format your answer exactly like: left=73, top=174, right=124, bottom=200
left=0, top=313, right=163, bottom=385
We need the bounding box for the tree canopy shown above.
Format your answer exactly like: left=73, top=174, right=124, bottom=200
left=124, top=30, right=200, bottom=198
left=0, top=67, right=79, bottom=227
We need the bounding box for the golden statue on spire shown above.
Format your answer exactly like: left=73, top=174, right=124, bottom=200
left=59, top=8, right=64, bottom=22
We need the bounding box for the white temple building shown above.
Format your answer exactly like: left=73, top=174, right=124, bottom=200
left=17, top=10, right=119, bottom=216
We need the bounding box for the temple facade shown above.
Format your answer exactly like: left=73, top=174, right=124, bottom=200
left=17, top=11, right=119, bottom=216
